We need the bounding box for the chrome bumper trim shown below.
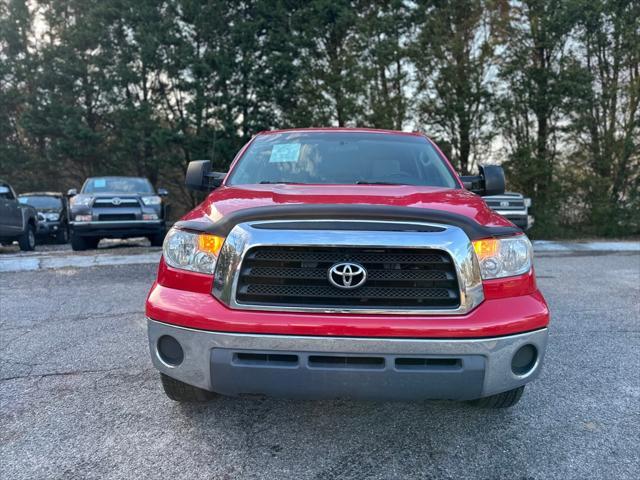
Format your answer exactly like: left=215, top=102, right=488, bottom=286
left=212, top=219, right=484, bottom=315
left=493, top=209, right=528, bottom=216
left=147, top=318, right=548, bottom=398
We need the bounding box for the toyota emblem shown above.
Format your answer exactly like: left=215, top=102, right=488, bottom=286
left=111, top=197, right=122, bottom=206
left=328, top=262, right=367, bottom=289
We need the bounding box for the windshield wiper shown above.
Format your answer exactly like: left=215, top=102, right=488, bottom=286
left=259, top=180, right=409, bottom=185
left=259, top=181, right=305, bottom=185
left=356, top=181, right=409, bottom=185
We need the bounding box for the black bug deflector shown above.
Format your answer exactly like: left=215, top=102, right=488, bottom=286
left=174, top=204, right=520, bottom=241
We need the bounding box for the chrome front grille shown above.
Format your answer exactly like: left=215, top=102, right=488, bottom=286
left=236, top=246, right=460, bottom=309
left=212, top=220, right=484, bottom=315
left=484, top=198, right=525, bottom=210
left=92, top=197, right=141, bottom=222
left=93, top=198, right=140, bottom=208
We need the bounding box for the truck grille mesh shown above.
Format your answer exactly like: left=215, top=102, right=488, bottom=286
left=236, top=246, right=460, bottom=309
left=485, top=199, right=525, bottom=210
left=93, top=198, right=140, bottom=208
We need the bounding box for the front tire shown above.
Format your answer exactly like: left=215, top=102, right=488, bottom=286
left=18, top=223, right=36, bottom=251
left=160, top=373, right=216, bottom=402
left=71, top=234, right=99, bottom=251
left=468, top=386, right=525, bottom=408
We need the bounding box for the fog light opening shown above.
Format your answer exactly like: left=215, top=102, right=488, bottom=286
left=511, top=344, right=537, bottom=376
left=157, top=335, right=184, bottom=367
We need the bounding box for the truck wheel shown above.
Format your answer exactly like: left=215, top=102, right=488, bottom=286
left=55, top=226, right=69, bottom=244
left=468, top=386, right=525, bottom=408
left=71, top=235, right=99, bottom=251
left=160, top=373, right=216, bottom=402
left=18, top=224, right=36, bottom=251
left=148, top=231, right=166, bottom=247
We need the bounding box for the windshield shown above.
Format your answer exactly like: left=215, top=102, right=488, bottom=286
left=19, top=196, right=62, bottom=209
left=0, top=185, right=13, bottom=199
left=227, top=132, right=459, bottom=188
left=82, top=177, right=154, bottom=194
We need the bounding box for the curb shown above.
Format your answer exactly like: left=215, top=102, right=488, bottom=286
left=533, top=241, right=639, bottom=252
left=0, top=242, right=637, bottom=273
left=0, top=252, right=162, bottom=273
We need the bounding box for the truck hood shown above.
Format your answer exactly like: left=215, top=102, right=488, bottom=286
left=181, top=184, right=512, bottom=228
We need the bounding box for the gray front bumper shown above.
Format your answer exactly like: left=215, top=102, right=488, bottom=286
left=147, top=319, right=548, bottom=400
left=70, top=220, right=163, bottom=237
left=36, top=221, right=61, bottom=235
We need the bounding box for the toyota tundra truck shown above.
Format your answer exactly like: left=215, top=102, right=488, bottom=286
left=146, top=128, right=549, bottom=408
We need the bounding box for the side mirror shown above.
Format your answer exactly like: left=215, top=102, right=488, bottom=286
left=185, top=160, right=226, bottom=192
left=157, top=188, right=169, bottom=197
left=67, top=188, right=78, bottom=197
left=460, top=165, right=505, bottom=196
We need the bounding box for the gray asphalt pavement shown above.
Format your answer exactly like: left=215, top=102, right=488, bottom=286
left=1, top=251, right=639, bottom=479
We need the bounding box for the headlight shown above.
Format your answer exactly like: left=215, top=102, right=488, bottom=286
left=44, top=212, right=60, bottom=221
left=473, top=235, right=532, bottom=279
left=70, top=195, right=93, bottom=207
left=163, top=228, right=225, bottom=275
left=142, top=195, right=162, bottom=205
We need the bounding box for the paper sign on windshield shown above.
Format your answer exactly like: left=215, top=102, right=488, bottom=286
left=269, top=143, right=301, bottom=163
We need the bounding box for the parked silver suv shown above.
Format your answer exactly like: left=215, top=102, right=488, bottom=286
left=67, top=176, right=168, bottom=250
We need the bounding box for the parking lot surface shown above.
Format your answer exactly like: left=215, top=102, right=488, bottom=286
left=1, top=250, right=639, bottom=479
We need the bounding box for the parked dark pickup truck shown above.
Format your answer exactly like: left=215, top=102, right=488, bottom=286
left=146, top=128, right=549, bottom=408
left=484, top=192, right=533, bottom=230
left=68, top=176, right=168, bottom=250
left=0, top=180, right=38, bottom=251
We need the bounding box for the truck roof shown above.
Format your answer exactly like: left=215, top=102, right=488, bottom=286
left=256, top=127, right=426, bottom=138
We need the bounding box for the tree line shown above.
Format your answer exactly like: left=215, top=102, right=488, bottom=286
left=1, top=0, right=638, bottom=237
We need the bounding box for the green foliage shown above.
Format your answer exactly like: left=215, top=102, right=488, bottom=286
left=496, top=0, right=638, bottom=237
left=412, top=0, right=499, bottom=175
left=0, top=0, right=637, bottom=234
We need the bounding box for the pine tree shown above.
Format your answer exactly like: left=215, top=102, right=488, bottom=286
left=412, top=0, right=498, bottom=175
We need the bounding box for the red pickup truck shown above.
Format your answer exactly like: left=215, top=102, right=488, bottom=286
left=146, top=128, right=549, bottom=408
